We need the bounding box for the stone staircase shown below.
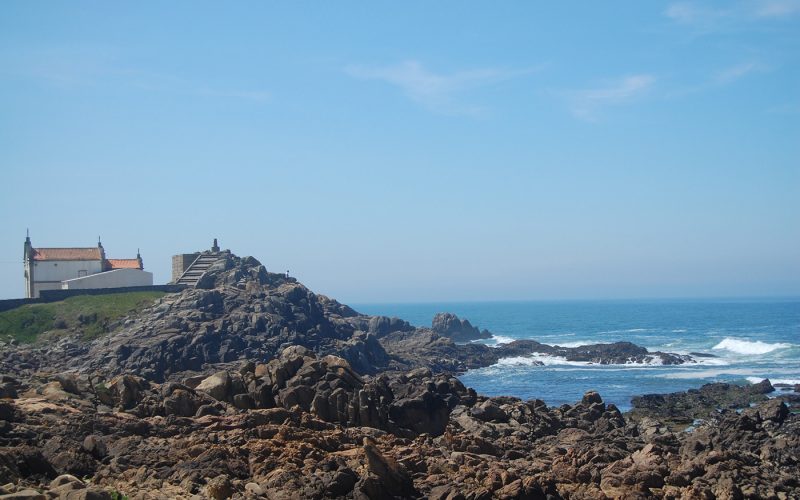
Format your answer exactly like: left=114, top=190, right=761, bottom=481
left=175, top=252, right=222, bottom=287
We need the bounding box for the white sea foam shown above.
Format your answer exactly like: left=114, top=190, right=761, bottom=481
left=772, top=379, right=800, bottom=386
left=688, top=356, right=730, bottom=366
left=747, top=377, right=800, bottom=386
left=494, top=352, right=667, bottom=368
left=496, top=356, right=543, bottom=366
left=489, top=335, right=514, bottom=346
left=544, top=340, right=594, bottom=348
left=661, top=368, right=761, bottom=380
left=666, top=350, right=730, bottom=366
left=598, top=328, right=650, bottom=334
left=526, top=353, right=594, bottom=366
left=671, top=329, right=687, bottom=333
left=712, top=338, right=791, bottom=355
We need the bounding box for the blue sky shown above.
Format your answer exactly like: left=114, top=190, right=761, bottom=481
left=1, top=1, right=798, bottom=302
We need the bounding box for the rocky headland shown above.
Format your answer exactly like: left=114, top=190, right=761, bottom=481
left=0, top=252, right=797, bottom=499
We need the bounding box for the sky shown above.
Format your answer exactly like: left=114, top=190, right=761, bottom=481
left=0, top=1, right=798, bottom=303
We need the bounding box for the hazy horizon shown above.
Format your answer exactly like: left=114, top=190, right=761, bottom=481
left=1, top=2, right=798, bottom=303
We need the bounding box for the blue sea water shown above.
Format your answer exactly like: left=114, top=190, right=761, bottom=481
left=354, top=299, right=800, bottom=411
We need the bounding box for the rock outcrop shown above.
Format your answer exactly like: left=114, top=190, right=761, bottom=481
left=495, top=339, right=693, bottom=365
left=0, top=355, right=797, bottom=499
left=628, top=379, right=778, bottom=428
left=431, top=312, right=492, bottom=343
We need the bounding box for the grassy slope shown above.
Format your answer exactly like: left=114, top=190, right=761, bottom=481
left=0, top=291, right=166, bottom=344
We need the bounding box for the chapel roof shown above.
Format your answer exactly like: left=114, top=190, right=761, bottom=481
left=32, top=247, right=102, bottom=261
left=105, top=259, right=142, bottom=270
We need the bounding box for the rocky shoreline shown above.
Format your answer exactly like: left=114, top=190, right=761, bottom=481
left=0, top=253, right=798, bottom=499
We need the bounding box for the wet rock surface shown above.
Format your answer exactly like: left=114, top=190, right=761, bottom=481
left=628, top=379, right=780, bottom=428
left=1, top=252, right=797, bottom=498
left=494, top=339, right=694, bottom=365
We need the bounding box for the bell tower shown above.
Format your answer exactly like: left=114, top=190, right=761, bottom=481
left=23, top=230, right=35, bottom=298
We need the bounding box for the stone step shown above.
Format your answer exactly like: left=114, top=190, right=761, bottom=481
left=174, top=252, right=223, bottom=287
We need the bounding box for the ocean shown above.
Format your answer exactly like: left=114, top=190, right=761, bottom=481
left=354, top=299, right=800, bottom=411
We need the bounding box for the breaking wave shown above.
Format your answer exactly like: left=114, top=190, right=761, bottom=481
left=488, top=335, right=514, bottom=346
left=495, top=353, right=667, bottom=368
left=746, top=377, right=800, bottom=386
left=542, top=340, right=593, bottom=348
left=712, top=338, right=791, bottom=356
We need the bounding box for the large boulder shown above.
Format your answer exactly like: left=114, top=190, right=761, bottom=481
left=431, top=313, right=492, bottom=343
left=354, top=437, right=418, bottom=499
left=195, top=371, right=232, bottom=402
left=95, top=375, right=149, bottom=410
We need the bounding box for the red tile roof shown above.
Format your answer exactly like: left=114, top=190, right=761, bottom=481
left=32, top=247, right=102, bottom=261
left=105, top=259, right=142, bottom=270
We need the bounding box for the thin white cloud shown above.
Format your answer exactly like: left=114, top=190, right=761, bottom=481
left=1, top=47, right=270, bottom=103
left=345, top=60, right=535, bottom=115
left=664, top=2, right=733, bottom=31
left=664, top=0, right=800, bottom=28
left=665, top=3, right=715, bottom=23
left=767, top=101, right=800, bottom=114
left=755, top=0, right=800, bottom=17
left=567, top=74, right=656, bottom=120
left=665, top=61, right=767, bottom=98
left=714, top=62, right=763, bottom=83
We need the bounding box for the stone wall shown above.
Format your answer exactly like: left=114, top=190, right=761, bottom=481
left=62, top=269, right=154, bottom=290
left=0, top=284, right=186, bottom=313
left=171, top=253, right=199, bottom=282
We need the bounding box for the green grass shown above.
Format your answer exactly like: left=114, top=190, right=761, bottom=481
left=0, top=291, right=166, bottom=344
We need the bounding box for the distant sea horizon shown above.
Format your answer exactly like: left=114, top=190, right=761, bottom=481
left=351, top=294, right=800, bottom=306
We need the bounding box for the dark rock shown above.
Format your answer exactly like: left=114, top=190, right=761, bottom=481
left=196, top=371, right=231, bottom=402
left=163, top=387, right=208, bottom=417
left=82, top=436, right=107, bottom=458
left=367, top=316, right=412, bottom=338
left=323, top=468, right=357, bottom=497
left=54, top=373, right=80, bottom=395
left=232, top=393, right=255, bottom=410
left=99, top=375, right=148, bottom=410
left=471, top=400, right=509, bottom=423
left=629, top=381, right=777, bottom=426
left=0, top=490, right=47, bottom=499
left=750, top=378, right=776, bottom=394
left=759, top=399, right=789, bottom=423
left=0, top=401, right=14, bottom=421
left=582, top=391, right=603, bottom=405
left=431, top=313, right=492, bottom=343
left=50, top=474, right=84, bottom=489
left=389, top=390, right=450, bottom=435
left=204, top=475, right=234, bottom=500
left=356, top=437, right=418, bottom=499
